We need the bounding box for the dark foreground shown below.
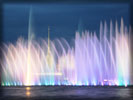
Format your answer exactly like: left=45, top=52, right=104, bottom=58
left=0, top=86, right=133, bottom=100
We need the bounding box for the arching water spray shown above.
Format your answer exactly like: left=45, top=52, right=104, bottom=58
left=1, top=8, right=131, bottom=86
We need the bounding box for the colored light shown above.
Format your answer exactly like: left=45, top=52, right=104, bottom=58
left=26, top=87, right=31, bottom=91
left=1, top=18, right=131, bottom=86
left=26, top=91, right=31, bottom=96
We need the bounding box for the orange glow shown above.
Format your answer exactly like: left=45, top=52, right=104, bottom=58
left=26, top=87, right=31, bottom=91
left=26, top=91, right=31, bottom=96
left=26, top=87, right=31, bottom=96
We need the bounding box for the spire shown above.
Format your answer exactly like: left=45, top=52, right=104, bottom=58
left=48, top=26, right=50, bottom=49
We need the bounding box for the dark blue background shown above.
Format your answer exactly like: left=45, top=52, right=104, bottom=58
left=3, top=3, right=130, bottom=43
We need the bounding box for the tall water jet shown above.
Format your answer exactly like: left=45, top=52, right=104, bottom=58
left=0, top=7, right=131, bottom=86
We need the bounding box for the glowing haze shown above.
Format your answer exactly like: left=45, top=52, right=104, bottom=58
left=1, top=8, right=131, bottom=86
left=1, top=19, right=131, bottom=86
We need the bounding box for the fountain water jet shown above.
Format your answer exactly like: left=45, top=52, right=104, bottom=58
left=1, top=9, right=132, bottom=86
left=1, top=18, right=131, bottom=86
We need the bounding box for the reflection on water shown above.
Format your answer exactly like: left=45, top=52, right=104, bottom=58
left=26, top=91, right=31, bottom=97
left=26, top=87, right=31, bottom=91
left=0, top=86, right=133, bottom=100
left=26, top=87, right=31, bottom=96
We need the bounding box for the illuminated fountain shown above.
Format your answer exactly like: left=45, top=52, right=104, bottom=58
left=1, top=9, right=131, bottom=86
left=74, top=20, right=131, bottom=86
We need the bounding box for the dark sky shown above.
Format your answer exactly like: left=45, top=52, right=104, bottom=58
left=3, top=3, right=130, bottom=43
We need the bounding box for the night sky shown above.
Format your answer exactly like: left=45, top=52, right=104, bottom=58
left=3, top=3, right=130, bottom=43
